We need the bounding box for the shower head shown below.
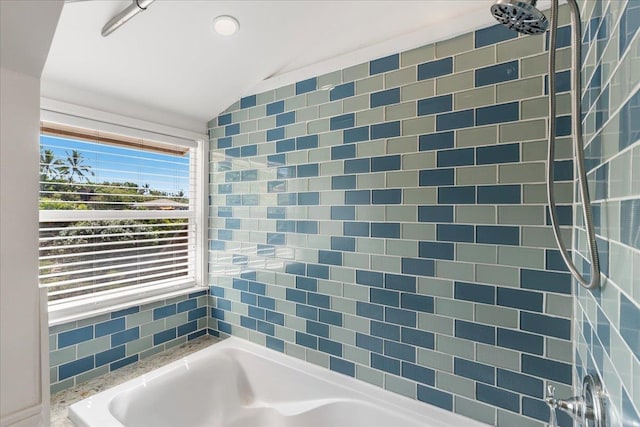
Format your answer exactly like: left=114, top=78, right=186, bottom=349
left=490, top=0, right=549, bottom=35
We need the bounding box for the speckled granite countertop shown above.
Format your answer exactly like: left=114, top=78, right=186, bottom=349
left=51, top=335, right=220, bottom=427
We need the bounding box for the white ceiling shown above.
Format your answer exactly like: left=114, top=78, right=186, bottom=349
left=42, top=0, right=505, bottom=133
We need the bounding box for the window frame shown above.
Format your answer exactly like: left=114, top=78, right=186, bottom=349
left=40, top=99, right=208, bottom=326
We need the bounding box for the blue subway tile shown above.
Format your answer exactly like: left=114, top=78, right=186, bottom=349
left=455, top=282, right=495, bottom=304
left=385, top=307, right=417, bottom=327
left=276, top=111, right=295, bottom=127
left=498, top=328, right=544, bottom=355
left=475, top=24, right=518, bottom=48
left=454, top=358, right=495, bottom=385
left=497, top=369, right=544, bottom=398
left=217, top=183, right=232, bottom=194
left=330, top=357, right=355, bottom=377
left=331, top=144, right=356, bottom=160
left=267, top=180, right=286, bottom=193
left=267, top=232, right=286, bottom=245
left=356, top=270, right=383, bottom=287
left=436, top=109, right=474, bottom=131
left=58, top=326, right=94, bottom=348
left=318, top=250, right=342, bottom=266
left=371, top=155, right=401, bottom=172
left=497, top=288, right=543, bottom=312
left=344, top=222, right=369, bottom=237
left=344, top=158, right=370, bottom=174
left=371, top=353, right=400, bottom=375
left=418, top=205, right=454, bottom=223
left=217, top=113, right=232, bottom=126
left=371, top=88, right=400, bottom=108
left=521, top=312, right=571, bottom=340
left=522, top=354, right=572, bottom=384
left=188, top=307, right=207, bottom=322
left=218, top=207, right=233, bottom=217
left=226, top=218, right=241, bottom=229
left=286, top=288, right=306, bottom=304
left=345, top=190, right=371, bottom=205
left=112, top=327, right=139, bottom=347
left=546, top=205, right=573, bottom=226
left=544, top=70, right=572, bottom=94
left=372, top=189, right=402, bottom=204
left=370, top=54, right=399, bottom=75
left=332, top=175, right=357, bottom=190
left=402, top=327, right=435, bottom=349
left=419, top=241, right=454, bottom=260
left=356, top=301, right=384, bottom=321
left=296, top=331, right=318, bottom=349
left=225, top=146, right=240, bottom=158
left=477, top=185, right=520, bottom=204
left=240, top=95, right=256, bottom=109
left=331, top=236, right=356, bottom=252
left=297, top=163, right=319, bottom=178
left=385, top=341, right=415, bottom=362
left=296, top=305, right=317, bottom=321
left=371, top=320, right=400, bottom=340
left=276, top=138, right=296, bottom=153
left=241, top=144, right=257, bottom=157
left=307, top=264, right=328, bottom=280
left=256, top=320, right=275, bottom=336
left=419, top=131, right=454, bottom=151
left=437, top=148, right=475, bottom=167
left=476, top=143, right=520, bottom=165
left=621, top=199, right=640, bottom=251
left=266, top=100, right=284, bottom=116
left=153, top=328, right=176, bottom=346
left=419, top=169, right=455, bottom=186
left=521, top=268, right=571, bottom=294
left=331, top=206, right=355, bottom=220
left=111, top=306, right=139, bottom=318
left=319, top=310, right=342, bottom=327
left=400, top=294, right=434, bottom=313
left=623, top=387, right=640, bottom=427
left=95, top=318, right=125, bottom=338
left=330, top=82, right=354, bottom=101
left=217, top=136, right=232, bottom=149
left=285, top=262, right=306, bottom=276
left=233, top=278, right=249, bottom=291
left=356, top=333, right=383, bottom=353
left=225, top=123, right=240, bottom=136
left=188, top=329, right=207, bottom=341
left=402, top=362, right=435, bottom=385
left=110, top=354, right=137, bottom=371
left=277, top=193, right=296, bottom=206
left=554, top=159, right=574, bottom=181
left=555, top=116, right=572, bottom=136
left=418, top=57, right=453, bottom=81
left=619, top=1, right=640, bottom=55
left=371, top=289, right=400, bottom=307
left=476, top=61, right=519, bottom=87
left=319, top=338, right=342, bottom=357
left=296, top=77, right=317, bottom=95
left=619, top=90, right=640, bottom=151
left=225, top=171, right=241, bottom=182
left=307, top=320, right=329, bottom=338
left=476, top=225, right=520, bottom=246
left=417, top=385, right=453, bottom=411
left=401, top=258, right=435, bottom=277
left=476, top=102, right=519, bottom=125
left=371, top=222, right=400, bottom=238
left=370, top=121, right=401, bottom=139
left=477, top=383, right=520, bottom=412
left=266, top=310, right=285, bottom=326
left=298, top=192, right=320, bottom=205
left=330, top=113, right=355, bottom=130
left=95, top=345, right=125, bottom=367
left=248, top=281, right=266, bottom=295
left=59, top=355, right=94, bottom=380
left=344, top=126, right=370, bottom=144
left=267, top=127, right=285, bottom=141
left=418, top=94, right=453, bottom=116
left=381, top=274, right=414, bottom=294
left=296, top=276, right=317, bottom=292
left=620, top=293, right=640, bottom=360
left=297, top=135, right=318, bottom=150
left=456, top=320, right=495, bottom=345
left=177, top=321, right=198, bottom=337
left=277, top=166, right=296, bottom=179
left=437, top=224, right=475, bottom=242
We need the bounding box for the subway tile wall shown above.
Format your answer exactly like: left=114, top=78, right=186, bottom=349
left=574, top=0, right=640, bottom=426
left=48, top=290, right=209, bottom=393
left=207, top=7, right=580, bottom=426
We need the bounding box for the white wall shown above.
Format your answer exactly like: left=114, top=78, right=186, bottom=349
left=0, top=1, right=63, bottom=426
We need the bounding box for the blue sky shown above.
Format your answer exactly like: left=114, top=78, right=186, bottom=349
left=40, top=135, right=190, bottom=197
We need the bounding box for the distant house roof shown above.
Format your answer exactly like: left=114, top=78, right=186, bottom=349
left=132, top=198, right=189, bottom=210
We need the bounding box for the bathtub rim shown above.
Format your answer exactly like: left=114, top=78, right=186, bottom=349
left=68, top=335, right=489, bottom=427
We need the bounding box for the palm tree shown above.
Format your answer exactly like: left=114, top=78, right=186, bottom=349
left=61, top=150, right=95, bottom=183
left=39, top=149, right=64, bottom=180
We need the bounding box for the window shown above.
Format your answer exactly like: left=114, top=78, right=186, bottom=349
left=39, top=113, right=205, bottom=319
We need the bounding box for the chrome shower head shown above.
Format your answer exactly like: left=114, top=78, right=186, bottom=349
left=490, top=0, right=549, bottom=35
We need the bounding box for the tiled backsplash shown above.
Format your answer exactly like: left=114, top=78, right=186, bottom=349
left=206, top=8, right=580, bottom=426
left=574, top=0, right=639, bottom=426
left=49, top=290, right=209, bottom=393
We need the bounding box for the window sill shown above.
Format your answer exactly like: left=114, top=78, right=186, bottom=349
left=47, top=281, right=206, bottom=327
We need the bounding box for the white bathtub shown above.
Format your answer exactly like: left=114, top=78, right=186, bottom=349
left=69, top=336, right=486, bottom=427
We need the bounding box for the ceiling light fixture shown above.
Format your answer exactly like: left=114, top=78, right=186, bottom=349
left=213, top=15, right=240, bottom=36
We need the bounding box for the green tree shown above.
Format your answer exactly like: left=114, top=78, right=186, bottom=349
left=61, top=150, right=94, bottom=183
left=39, top=148, right=64, bottom=180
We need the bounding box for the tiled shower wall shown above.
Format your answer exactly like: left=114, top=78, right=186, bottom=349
left=48, top=290, right=208, bottom=393
left=574, top=0, right=640, bottom=426
left=207, top=9, right=579, bottom=426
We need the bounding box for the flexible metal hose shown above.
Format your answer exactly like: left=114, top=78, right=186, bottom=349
left=547, top=0, right=600, bottom=289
